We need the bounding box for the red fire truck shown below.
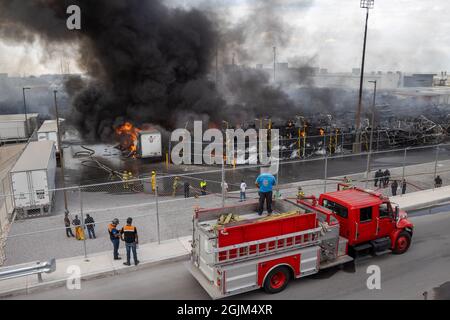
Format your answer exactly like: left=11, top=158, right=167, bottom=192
left=187, top=185, right=414, bottom=299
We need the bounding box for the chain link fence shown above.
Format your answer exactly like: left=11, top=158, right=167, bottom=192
left=1, top=142, right=450, bottom=266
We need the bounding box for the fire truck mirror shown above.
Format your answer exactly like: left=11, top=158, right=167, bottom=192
left=394, top=205, right=400, bottom=222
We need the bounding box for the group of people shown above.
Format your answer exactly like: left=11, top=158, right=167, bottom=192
left=64, top=213, right=96, bottom=240
left=374, top=169, right=391, bottom=188
left=108, top=217, right=140, bottom=266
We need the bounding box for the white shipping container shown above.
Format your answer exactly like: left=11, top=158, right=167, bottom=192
left=10, top=141, right=56, bottom=216
left=0, top=114, right=39, bottom=140
left=137, top=130, right=162, bottom=159
left=37, top=120, right=63, bottom=151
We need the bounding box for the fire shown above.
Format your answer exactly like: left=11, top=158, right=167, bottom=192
left=300, top=130, right=306, bottom=138
left=319, top=128, right=325, bottom=136
left=115, top=122, right=141, bottom=153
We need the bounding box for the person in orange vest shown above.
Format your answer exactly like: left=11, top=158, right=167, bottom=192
left=120, top=217, right=139, bottom=266
left=151, top=171, right=157, bottom=192
left=108, top=218, right=121, bottom=260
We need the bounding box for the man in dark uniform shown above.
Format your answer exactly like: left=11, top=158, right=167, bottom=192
left=120, top=217, right=139, bottom=266
left=85, top=214, right=96, bottom=239
left=108, top=218, right=121, bottom=260
left=184, top=181, right=190, bottom=198
left=64, top=213, right=74, bottom=238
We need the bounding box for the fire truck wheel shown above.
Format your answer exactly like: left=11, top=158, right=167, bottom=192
left=264, top=266, right=291, bottom=294
left=393, top=231, right=411, bottom=254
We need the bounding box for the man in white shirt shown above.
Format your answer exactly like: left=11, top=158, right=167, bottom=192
left=240, top=180, right=247, bottom=202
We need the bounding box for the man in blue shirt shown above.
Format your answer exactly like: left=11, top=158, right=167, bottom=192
left=108, top=218, right=121, bottom=260
left=255, top=169, right=277, bottom=215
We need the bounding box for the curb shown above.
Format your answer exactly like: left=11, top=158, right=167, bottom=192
left=0, top=252, right=189, bottom=299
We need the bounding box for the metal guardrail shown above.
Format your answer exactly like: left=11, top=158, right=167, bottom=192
left=0, top=258, right=56, bottom=282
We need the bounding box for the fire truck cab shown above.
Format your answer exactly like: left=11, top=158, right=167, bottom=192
left=319, top=184, right=414, bottom=255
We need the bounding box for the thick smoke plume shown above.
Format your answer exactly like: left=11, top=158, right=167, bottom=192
left=0, top=0, right=318, bottom=141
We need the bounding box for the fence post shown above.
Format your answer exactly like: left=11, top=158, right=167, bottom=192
left=324, top=156, right=328, bottom=193
left=433, top=146, right=440, bottom=190
left=221, top=157, right=225, bottom=208
left=155, top=185, right=161, bottom=244
left=79, top=187, right=88, bottom=261
left=401, top=148, right=407, bottom=183
left=341, top=132, right=345, bottom=156
left=365, top=152, right=371, bottom=189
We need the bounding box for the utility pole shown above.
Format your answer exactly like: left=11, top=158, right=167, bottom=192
left=354, top=0, right=375, bottom=153
left=365, top=80, right=377, bottom=188
left=215, top=47, right=219, bottom=86
left=54, top=90, right=69, bottom=214
left=22, top=87, right=31, bottom=137
left=273, top=46, right=277, bottom=83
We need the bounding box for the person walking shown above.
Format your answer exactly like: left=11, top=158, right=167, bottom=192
left=391, top=180, right=398, bottom=196
left=72, top=215, right=85, bottom=240
left=240, top=180, right=247, bottom=202
left=435, top=175, right=443, bottom=188
left=84, top=214, right=96, bottom=239
left=401, top=179, right=407, bottom=195
left=184, top=181, right=190, bottom=198
left=108, top=218, right=121, bottom=260
left=120, top=217, right=139, bottom=266
left=64, top=213, right=75, bottom=238
left=255, top=168, right=277, bottom=216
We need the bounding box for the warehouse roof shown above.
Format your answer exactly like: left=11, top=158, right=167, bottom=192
left=11, top=140, right=55, bottom=172
left=0, top=114, right=39, bottom=122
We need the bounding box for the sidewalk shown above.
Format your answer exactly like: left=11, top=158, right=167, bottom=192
left=391, top=185, right=450, bottom=211
left=0, top=236, right=191, bottom=298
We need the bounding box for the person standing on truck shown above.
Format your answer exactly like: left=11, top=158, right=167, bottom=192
left=256, top=168, right=277, bottom=216
left=64, top=213, right=75, bottom=238
left=391, top=180, right=399, bottom=196
left=85, top=214, right=96, bottom=239
left=108, top=218, right=121, bottom=260
left=120, top=217, right=139, bottom=266
left=240, top=180, right=247, bottom=202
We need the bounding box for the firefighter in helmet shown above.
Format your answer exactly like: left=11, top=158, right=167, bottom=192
left=151, top=171, right=156, bottom=192
left=123, top=171, right=129, bottom=190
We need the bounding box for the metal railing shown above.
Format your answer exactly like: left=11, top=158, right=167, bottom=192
left=0, top=258, right=56, bottom=282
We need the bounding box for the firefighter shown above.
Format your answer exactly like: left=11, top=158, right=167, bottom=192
left=342, top=176, right=352, bottom=190
left=127, top=171, right=134, bottom=189
left=383, top=169, right=391, bottom=188
left=200, top=180, right=207, bottom=196
left=172, top=177, right=180, bottom=197
left=297, top=186, right=305, bottom=200
left=151, top=171, right=156, bottom=192
left=108, top=218, right=121, bottom=260
left=123, top=171, right=129, bottom=190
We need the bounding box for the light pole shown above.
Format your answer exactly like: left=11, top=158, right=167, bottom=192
left=22, top=87, right=31, bottom=137
left=273, top=46, right=277, bottom=83
left=53, top=90, right=69, bottom=213
left=365, top=80, right=377, bottom=188
left=354, top=0, right=375, bottom=153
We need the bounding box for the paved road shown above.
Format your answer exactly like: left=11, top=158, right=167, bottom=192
left=9, top=212, right=450, bottom=300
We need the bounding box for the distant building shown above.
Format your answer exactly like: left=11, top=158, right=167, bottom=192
left=403, top=74, right=435, bottom=87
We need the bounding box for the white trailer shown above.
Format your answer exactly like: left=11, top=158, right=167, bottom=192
left=137, top=130, right=162, bottom=159
left=0, top=114, right=39, bottom=141
left=10, top=141, right=56, bottom=218
left=37, top=120, right=64, bottom=152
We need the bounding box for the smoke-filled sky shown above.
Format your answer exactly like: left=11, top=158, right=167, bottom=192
left=0, top=0, right=449, bottom=76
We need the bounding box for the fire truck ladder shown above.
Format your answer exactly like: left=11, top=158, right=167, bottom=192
left=212, top=227, right=322, bottom=265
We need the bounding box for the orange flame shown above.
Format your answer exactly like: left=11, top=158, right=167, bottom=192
left=115, top=122, right=141, bottom=153
left=319, top=128, right=325, bottom=136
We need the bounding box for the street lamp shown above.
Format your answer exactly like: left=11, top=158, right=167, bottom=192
left=355, top=0, right=375, bottom=153
left=365, top=80, right=377, bottom=188
left=53, top=90, right=69, bottom=214
left=22, top=87, right=31, bottom=137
